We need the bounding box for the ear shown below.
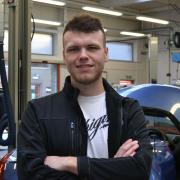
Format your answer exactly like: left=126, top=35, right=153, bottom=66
left=104, top=47, right=109, bottom=62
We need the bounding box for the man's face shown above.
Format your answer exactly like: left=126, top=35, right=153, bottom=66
left=63, top=30, right=108, bottom=85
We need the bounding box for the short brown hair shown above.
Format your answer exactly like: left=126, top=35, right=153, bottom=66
left=63, top=14, right=106, bottom=45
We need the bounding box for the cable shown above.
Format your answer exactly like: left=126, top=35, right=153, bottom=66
left=0, top=0, right=16, bottom=148
left=31, top=13, right=35, bottom=41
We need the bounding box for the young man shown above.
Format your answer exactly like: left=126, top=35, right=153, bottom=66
left=17, top=14, right=152, bottom=180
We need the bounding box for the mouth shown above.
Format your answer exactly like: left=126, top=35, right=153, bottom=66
left=76, top=64, right=94, bottom=73
left=76, top=64, right=94, bottom=68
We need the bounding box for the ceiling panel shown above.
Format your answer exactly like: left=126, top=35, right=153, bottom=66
left=63, top=0, right=180, bottom=14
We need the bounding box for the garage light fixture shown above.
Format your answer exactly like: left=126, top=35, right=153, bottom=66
left=136, top=16, right=169, bottom=25
left=32, top=0, right=66, bottom=6
left=103, top=28, right=107, bottom=32
left=82, top=6, right=122, bottom=16
left=120, top=31, right=145, bottom=37
left=32, top=19, right=61, bottom=26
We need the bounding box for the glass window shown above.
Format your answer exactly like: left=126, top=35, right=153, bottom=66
left=145, top=115, right=180, bottom=135
left=0, top=63, right=58, bottom=99
left=31, top=63, right=57, bottom=99
left=32, top=33, right=53, bottom=55
left=3, top=30, right=53, bottom=55
left=106, top=42, right=133, bottom=61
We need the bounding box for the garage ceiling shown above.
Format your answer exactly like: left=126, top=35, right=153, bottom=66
left=99, top=0, right=176, bottom=12
left=57, top=0, right=180, bottom=28
left=63, top=0, right=180, bottom=14
left=2, top=0, right=179, bottom=34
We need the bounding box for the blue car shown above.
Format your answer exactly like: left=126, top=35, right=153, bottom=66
left=0, top=84, right=180, bottom=179
left=118, top=84, right=180, bottom=180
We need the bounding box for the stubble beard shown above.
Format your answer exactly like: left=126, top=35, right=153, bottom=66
left=72, top=70, right=103, bottom=85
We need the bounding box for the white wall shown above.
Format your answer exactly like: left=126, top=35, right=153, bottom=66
left=56, top=8, right=148, bottom=87
left=142, top=9, right=180, bottom=84
left=4, top=1, right=180, bottom=89
left=59, top=39, right=148, bottom=89
left=8, top=2, right=170, bottom=88
left=158, top=49, right=180, bottom=84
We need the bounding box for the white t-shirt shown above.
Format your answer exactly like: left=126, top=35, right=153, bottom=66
left=78, top=92, right=109, bottom=158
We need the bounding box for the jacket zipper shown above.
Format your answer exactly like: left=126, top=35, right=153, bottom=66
left=70, top=121, right=76, bottom=154
left=76, top=102, right=88, bottom=155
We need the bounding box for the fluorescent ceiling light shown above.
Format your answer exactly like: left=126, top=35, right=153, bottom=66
left=136, top=16, right=169, bottom=25
left=120, top=31, right=145, bottom=37
left=103, top=28, right=107, bottom=32
left=32, top=0, right=66, bottom=6
left=82, top=6, right=122, bottom=16
left=32, top=19, right=61, bottom=26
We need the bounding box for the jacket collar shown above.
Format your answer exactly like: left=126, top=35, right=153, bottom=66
left=62, top=76, right=124, bottom=157
left=63, top=75, right=121, bottom=100
left=62, top=76, right=80, bottom=100
left=103, top=79, right=124, bottom=157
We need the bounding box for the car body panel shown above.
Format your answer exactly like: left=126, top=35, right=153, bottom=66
left=118, top=84, right=180, bottom=120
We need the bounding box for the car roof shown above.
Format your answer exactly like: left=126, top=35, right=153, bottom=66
left=118, top=84, right=180, bottom=121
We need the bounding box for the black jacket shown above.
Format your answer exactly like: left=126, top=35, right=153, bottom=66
left=17, top=76, right=152, bottom=180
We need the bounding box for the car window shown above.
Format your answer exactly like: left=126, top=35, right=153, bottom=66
left=145, top=115, right=180, bottom=135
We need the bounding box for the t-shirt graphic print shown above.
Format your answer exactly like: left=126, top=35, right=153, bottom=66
left=78, top=92, right=109, bottom=158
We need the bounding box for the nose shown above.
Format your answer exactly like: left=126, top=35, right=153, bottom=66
left=79, top=48, right=88, bottom=60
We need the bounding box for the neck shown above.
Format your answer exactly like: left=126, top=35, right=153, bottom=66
left=71, top=77, right=105, bottom=96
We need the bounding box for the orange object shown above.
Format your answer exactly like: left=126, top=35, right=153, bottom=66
left=0, top=151, right=13, bottom=180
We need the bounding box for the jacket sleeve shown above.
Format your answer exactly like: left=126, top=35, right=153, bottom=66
left=17, top=102, right=79, bottom=180
left=77, top=100, right=152, bottom=180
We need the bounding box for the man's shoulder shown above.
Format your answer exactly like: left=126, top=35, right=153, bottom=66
left=31, top=92, right=62, bottom=104
left=25, top=91, right=71, bottom=118
left=110, top=89, right=137, bottom=105
left=110, top=91, right=141, bottom=114
left=28, top=91, right=68, bottom=111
